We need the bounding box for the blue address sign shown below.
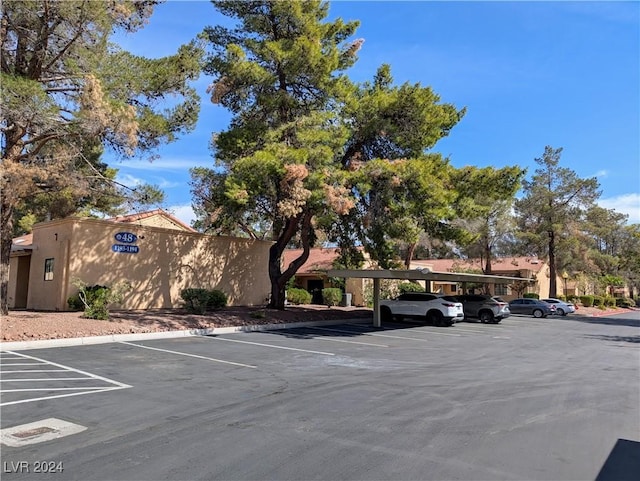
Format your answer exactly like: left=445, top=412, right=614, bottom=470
left=112, top=244, right=140, bottom=254
left=114, top=232, right=137, bottom=244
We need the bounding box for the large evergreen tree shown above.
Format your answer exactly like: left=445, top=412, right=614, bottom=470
left=0, top=0, right=201, bottom=314
left=454, top=165, right=525, bottom=274
left=194, top=2, right=466, bottom=307
left=333, top=65, right=465, bottom=268
left=195, top=0, right=360, bottom=308
left=514, top=146, right=600, bottom=297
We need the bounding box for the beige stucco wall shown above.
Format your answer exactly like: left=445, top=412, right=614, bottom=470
left=128, top=214, right=190, bottom=231
left=26, top=217, right=272, bottom=311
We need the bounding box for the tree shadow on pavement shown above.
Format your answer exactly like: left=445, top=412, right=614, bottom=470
left=564, top=312, right=639, bottom=328
left=583, top=334, right=640, bottom=344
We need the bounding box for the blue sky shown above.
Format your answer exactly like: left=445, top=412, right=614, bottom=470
left=110, top=0, right=640, bottom=225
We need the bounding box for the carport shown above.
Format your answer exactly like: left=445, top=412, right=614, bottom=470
left=327, top=268, right=533, bottom=327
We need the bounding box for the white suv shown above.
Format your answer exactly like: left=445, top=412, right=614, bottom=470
left=380, top=293, right=464, bottom=326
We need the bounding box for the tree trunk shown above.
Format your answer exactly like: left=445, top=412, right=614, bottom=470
left=404, top=242, right=416, bottom=270
left=0, top=199, right=14, bottom=315
left=267, top=210, right=313, bottom=310
left=548, top=229, right=557, bottom=298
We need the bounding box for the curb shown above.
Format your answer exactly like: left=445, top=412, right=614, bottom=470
left=0, top=318, right=371, bottom=352
left=579, top=308, right=638, bottom=318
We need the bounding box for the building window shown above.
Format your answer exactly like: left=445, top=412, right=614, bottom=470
left=44, top=258, right=54, bottom=281
left=495, top=284, right=508, bottom=296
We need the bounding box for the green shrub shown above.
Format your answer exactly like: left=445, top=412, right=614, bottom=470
left=207, top=290, right=227, bottom=309
left=83, top=286, right=111, bottom=319
left=71, top=281, right=130, bottom=320
left=616, top=297, right=636, bottom=308
left=580, top=295, right=594, bottom=307
left=398, top=282, right=425, bottom=294
left=567, top=295, right=579, bottom=304
left=603, top=296, right=616, bottom=307
left=523, top=293, right=539, bottom=299
left=180, top=288, right=227, bottom=314
left=557, top=295, right=566, bottom=301
left=322, top=288, right=342, bottom=307
left=592, top=296, right=604, bottom=307
left=287, top=288, right=312, bottom=305
left=180, top=288, right=210, bottom=314
left=67, top=294, right=84, bottom=311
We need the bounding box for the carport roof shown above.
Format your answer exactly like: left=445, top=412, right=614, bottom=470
left=327, top=268, right=533, bottom=284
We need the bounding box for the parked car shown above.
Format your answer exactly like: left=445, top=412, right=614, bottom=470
left=380, top=293, right=464, bottom=326
left=456, top=294, right=510, bottom=323
left=508, top=298, right=555, bottom=318
left=542, top=298, right=576, bottom=316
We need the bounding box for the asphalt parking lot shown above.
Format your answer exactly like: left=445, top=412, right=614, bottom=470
left=1, top=311, right=639, bottom=481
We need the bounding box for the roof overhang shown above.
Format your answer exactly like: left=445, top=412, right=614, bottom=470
left=327, top=269, right=534, bottom=284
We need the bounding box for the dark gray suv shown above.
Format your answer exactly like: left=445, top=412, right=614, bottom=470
left=455, top=294, right=511, bottom=323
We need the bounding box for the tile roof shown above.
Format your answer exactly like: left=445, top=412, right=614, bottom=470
left=11, top=233, right=33, bottom=251
left=283, top=248, right=342, bottom=274
left=411, top=256, right=546, bottom=273
left=108, top=209, right=196, bottom=232
left=284, top=248, right=546, bottom=275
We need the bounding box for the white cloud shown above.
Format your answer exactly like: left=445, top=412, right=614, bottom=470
left=167, top=204, right=196, bottom=227
left=116, top=156, right=213, bottom=171
left=116, top=173, right=144, bottom=188
left=594, top=170, right=608, bottom=178
left=598, top=193, right=640, bottom=224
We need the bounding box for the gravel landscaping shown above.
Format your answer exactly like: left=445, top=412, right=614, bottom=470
left=1, top=305, right=373, bottom=342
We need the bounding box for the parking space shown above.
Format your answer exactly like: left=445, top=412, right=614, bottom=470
left=1, top=311, right=638, bottom=480
left=0, top=351, right=130, bottom=407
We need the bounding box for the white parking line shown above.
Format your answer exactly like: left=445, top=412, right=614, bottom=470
left=312, top=326, right=442, bottom=341
left=1, top=351, right=131, bottom=407
left=2, top=352, right=130, bottom=388
left=1, top=370, right=67, bottom=373
left=1, top=378, right=101, bottom=382
left=118, top=341, right=257, bottom=368
left=277, top=329, right=388, bottom=347
left=1, top=362, right=46, bottom=366
left=205, top=336, right=336, bottom=356
left=451, top=326, right=504, bottom=333
left=3, top=387, right=121, bottom=392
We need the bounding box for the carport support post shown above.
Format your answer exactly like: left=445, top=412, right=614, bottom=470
left=373, top=278, right=381, bottom=328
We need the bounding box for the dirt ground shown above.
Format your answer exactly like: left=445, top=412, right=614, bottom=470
left=0, top=305, right=373, bottom=342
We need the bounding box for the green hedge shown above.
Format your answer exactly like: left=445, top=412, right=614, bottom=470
left=523, top=293, right=539, bottom=299
left=322, top=288, right=342, bottom=307
left=398, top=282, right=425, bottom=294
left=180, top=288, right=227, bottom=314
left=615, top=297, right=636, bottom=308
left=580, top=295, right=594, bottom=307
left=287, top=288, right=312, bottom=305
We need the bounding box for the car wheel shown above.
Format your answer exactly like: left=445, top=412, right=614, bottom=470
left=532, top=309, right=543, bottom=318
left=479, top=311, right=494, bottom=323
left=556, top=308, right=565, bottom=316
left=427, top=310, right=444, bottom=326
left=381, top=306, right=392, bottom=323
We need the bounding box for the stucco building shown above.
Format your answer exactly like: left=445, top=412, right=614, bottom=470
left=8, top=210, right=272, bottom=311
